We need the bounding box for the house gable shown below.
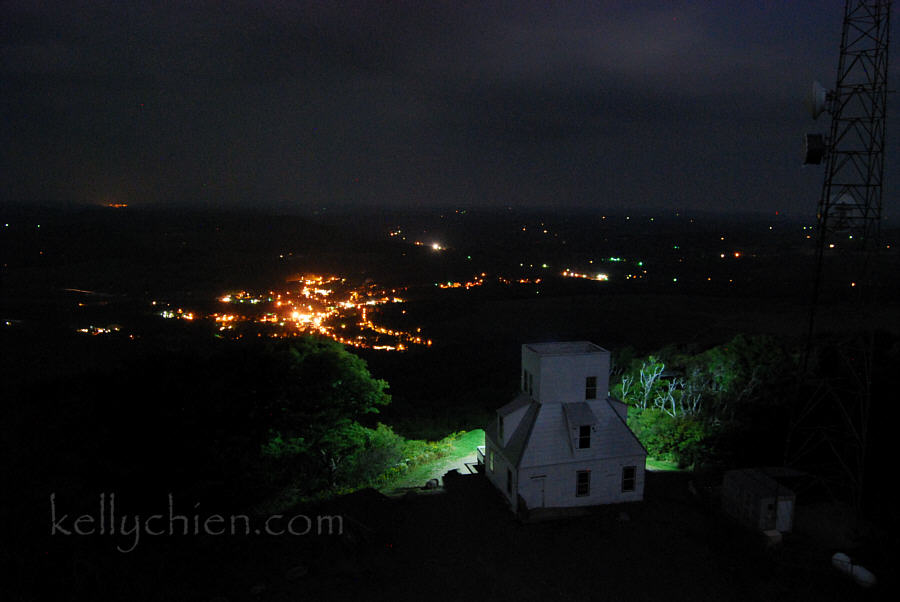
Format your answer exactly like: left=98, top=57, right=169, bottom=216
left=485, top=401, right=540, bottom=468
left=519, top=397, right=645, bottom=468
left=495, top=392, right=532, bottom=446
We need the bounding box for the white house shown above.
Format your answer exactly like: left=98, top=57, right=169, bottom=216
left=483, top=342, right=646, bottom=513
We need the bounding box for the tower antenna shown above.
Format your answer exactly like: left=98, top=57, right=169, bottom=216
left=803, top=0, right=891, bottom=340
left=791, top=0, right=892, bottom=510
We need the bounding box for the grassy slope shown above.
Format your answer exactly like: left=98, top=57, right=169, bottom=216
left=646, top=458, right=682, bottom=471
left=381, top=429, right=485, bottom=492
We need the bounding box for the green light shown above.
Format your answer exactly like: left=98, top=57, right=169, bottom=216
left=637, top=261, right=643, bottom=266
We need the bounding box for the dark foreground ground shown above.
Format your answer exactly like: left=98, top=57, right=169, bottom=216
left=28, top=471, right=894, bottom=602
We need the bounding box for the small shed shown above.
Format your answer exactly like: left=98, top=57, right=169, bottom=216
left=722, top=468, right=795, bottom=533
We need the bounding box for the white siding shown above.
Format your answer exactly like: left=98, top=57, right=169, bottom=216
left=518, top=456, right=645, bottom=509
left=484, top=440, right=518, bottom=510
left=521, top=348, right=542, bottom=400
left=538, top=353, right=610, bottom=404
left=522, top=343, right=611, bottom=404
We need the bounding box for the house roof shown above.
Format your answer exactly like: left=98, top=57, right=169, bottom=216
left=497, top=392, right=531, bottom=416
left=724, top=469, right=795, bottom=499
left=525, top=341, right=607, bottom=356
left=562, top=402, right=597, bottom=431
left=488, top=397, right=646, bottom=469
left=486, top=401, right=540, bottom=467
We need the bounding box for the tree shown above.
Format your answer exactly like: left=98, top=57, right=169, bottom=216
left=261, top=336, right=392, bottom=491
left=688, top=334, right=792, bottom=412
left=273, top=337, right=389, bottom=430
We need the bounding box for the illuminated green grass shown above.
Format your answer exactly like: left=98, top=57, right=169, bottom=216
left=646, top=457, right=683, bottom=471
left=382, top=428, right=485, bottom=492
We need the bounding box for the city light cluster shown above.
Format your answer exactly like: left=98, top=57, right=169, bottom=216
left=75, top=325, right=121, bottom=335
left=562, top=269, right=609, bottom=282
left=161, top=275, right=430, bottom=351
left=437, top=273, right=487, bottom=289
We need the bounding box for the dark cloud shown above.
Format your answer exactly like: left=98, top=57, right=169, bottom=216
left=2, top=1, right=897, bottom=215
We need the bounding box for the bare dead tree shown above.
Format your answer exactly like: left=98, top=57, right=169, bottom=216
left=654, top=378, right=680, bottom=417
left=320, top=448, right=344, bottom=488
left=681, top=382, right=703, bottom=416
left=652, top=378, right=703, bottom=418
left=619, top=374, right=634, bottom=403
left=638, top=360, right=665, bottom=409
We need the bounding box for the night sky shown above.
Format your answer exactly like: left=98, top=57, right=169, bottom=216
left=3, top=1, right=898, bottom=216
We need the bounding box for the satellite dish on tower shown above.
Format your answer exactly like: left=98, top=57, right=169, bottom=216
left=803, top=133, right=827, bottom=165
left=805, top=80, right=829, bottom=119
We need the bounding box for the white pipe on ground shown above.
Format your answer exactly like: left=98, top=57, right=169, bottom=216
left=831, top=552, right=877, bottom=588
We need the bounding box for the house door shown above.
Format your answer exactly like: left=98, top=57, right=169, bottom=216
left=531, top=476, right=546, bottom=508
left=776, top=500, right=792, bottom=532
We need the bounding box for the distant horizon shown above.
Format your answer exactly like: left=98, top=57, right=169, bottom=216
left=5, top=198, right=900, bottom=226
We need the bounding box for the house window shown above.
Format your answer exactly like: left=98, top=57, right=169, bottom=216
left=498, top=415, right=504, bottom=440
left=489, top=451, right=494, bottom=473
left=576, top=470, right=590, bottom=497
left=585, top=376, right=597, bottom=399
left=528, top=372, right=533, bottom=395
left=506, top=468, right=513, bottom=494
left=523, top=370, right=527, bottom=391
left=577, top=425, right=591, bottom=449
left=622, top=466, right=636, bottom=492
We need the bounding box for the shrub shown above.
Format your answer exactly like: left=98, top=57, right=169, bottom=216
left=628, top=408, right=713, bottom=468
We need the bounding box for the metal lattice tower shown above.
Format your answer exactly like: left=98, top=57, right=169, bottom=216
left=816, top=1, right=891, bottom=248
left=790, top=0, right=891, bottom=508
left=804, top=0, right=891, bottom=336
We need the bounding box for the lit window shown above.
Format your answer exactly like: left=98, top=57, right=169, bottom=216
left=576, top=470, right=590, bottom=497
left=622, top=466, right=636, bottom=492
left=585, top=376, right=597, bottom=399
left=578, top=425, right=591, bottom=449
